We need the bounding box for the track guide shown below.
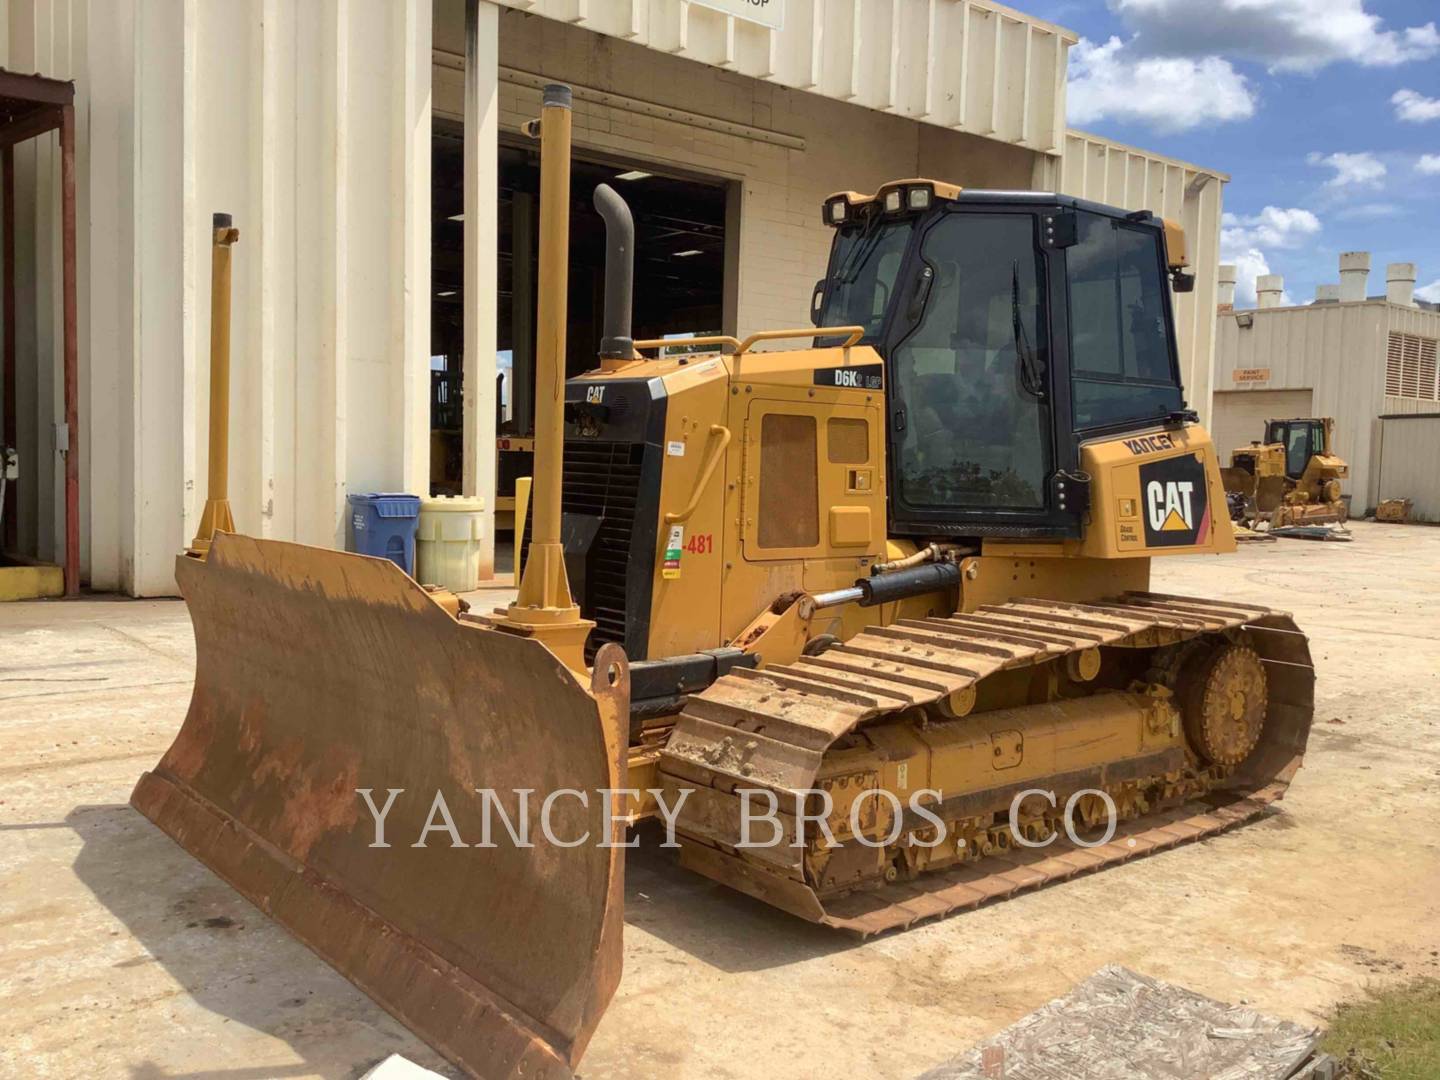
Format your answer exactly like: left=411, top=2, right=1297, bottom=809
left=658, top=592, right=1314, bottom=935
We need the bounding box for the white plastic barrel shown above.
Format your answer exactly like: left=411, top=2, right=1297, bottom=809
left=415, top=495, right=486, bottom=592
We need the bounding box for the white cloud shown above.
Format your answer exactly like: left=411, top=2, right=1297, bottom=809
left=1220, top=209, right=1320, bottom=308
left=1068, top=36, right=1255, bottom=133
left=1221, top=207, right=1321, bottom=251
left=1334, top=202, right=1402, bottom=220
left=1307, top=151, right=1387, bottom=188
left=1392, top=89, right=1440, bottom=123
left=1418, top=155, right=1440, bottom=176
left=1417, top=280, right=1440, bottom=303
left=1114, top=0, right=1439, bottom=74
left=1225, top=249, right=1280, bottom=309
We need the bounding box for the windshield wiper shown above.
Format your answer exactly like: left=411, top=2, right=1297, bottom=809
left=1012, top=262, right=1045, bottom=399
left=835, top=212, right=887, bottom=285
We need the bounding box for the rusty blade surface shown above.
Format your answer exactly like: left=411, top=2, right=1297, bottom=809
left=130, top=534, right=627, bottom=1079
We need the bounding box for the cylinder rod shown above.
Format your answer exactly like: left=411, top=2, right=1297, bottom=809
left=190, top=214, right=240, bottom=556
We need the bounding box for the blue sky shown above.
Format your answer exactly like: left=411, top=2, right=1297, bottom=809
left=1020, top=0, right=1440, bottom=306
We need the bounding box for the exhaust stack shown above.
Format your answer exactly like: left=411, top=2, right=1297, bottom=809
left=1339, top=251, right=1370, bottom=303
left=593, top=184, right=635, bottom=360
left=1218, top=264, right=1237, bottom=312
left=1256, top=274, right=1284, bottom=309
left=1387, top=262, right=1417, bottom=307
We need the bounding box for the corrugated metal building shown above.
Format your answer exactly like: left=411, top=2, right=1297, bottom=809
left=1213, top=255, right=1440, bottom=517
left=2, top=0, right=1228, bottom=596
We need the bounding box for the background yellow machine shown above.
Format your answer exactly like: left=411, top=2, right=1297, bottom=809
left=1221, top=416, right=1349, bottom=527
left=133, top=84, right=1314, bottom=1079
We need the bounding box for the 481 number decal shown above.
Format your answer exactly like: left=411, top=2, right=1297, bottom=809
left=684, top=534, right=714, bottom=555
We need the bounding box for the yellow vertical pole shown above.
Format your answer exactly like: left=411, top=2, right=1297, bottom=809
left=190, top=214, right=240, bottom=556
left=500, top=85, right=593, bottom=668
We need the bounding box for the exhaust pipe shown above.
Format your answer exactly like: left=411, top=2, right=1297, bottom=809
left=593, top=184, right=634, bottom=360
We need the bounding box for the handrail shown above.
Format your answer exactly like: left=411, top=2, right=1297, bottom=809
left=737, top=325, right=864, bottom=353
left=664, top=424, right=732, bottom=524
left=631, top=334, right=742, bottom=355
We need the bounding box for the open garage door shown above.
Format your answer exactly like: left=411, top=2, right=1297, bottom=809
left=430, top=125, right=731, bottom=521
left=1211, top=389, right=1316, bottom=463
left=1378, top=414, right=1440, bottom=522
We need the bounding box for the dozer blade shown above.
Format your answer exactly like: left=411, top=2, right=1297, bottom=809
left=131, top=533, right=628, bottom=1080
left=1219, top=466, right=1256, bottom=498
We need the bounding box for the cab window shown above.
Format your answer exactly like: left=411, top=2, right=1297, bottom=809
left=890, top=212, right=1050, bottom=511
left=818, top=219, right=913, bottom=343
left=1067, top=212, right=1182, bottom=429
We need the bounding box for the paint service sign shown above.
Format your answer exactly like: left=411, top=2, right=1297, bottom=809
left=691, top=0, right=784, bottom=30
left=1139, top=453, right=1211, bottom=547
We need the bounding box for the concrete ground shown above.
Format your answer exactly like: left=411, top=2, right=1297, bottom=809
left=3, top=521, right=1438, bottom=1079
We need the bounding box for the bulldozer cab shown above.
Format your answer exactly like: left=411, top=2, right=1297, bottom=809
left=1264, top=417, right=1328, bottom=480
left=813, top=184, right=1193, bottom=539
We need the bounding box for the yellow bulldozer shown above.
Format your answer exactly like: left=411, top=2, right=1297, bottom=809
left=1221, top=417, right=1349, bottom=529
left=131, top=84, right=1314, bottom=1079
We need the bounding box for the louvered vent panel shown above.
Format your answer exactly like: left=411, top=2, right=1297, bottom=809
left=1387, top=332, right=1440, bottom=400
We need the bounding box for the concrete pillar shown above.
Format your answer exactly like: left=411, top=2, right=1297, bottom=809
left=1314, top=283, right=1340, bottom=303
left=1386, top=262, right=1417, bottom=307
left=1217, top=264, right=1237, bottom=311
left=399, top=0, right=433, bottom=500
left=1256, top=274, right=1283, bottom=309
left=463, top=0, right=499, bottom=579
left=129, top=0, right=190, bottom=596
left=1339, top=251, right=1370, bottom=303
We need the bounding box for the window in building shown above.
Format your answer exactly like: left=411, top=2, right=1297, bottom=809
left=1386, top=332, right=1440, bottom=401
left=1067, top=212, right=1183, bottom=429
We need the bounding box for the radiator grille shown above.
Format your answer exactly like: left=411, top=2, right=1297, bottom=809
left=520, top=440, right=646, bottom=662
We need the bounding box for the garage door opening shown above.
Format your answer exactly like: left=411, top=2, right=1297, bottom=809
left=1210, top=389, right=1317, bottom=466
left=430, top=124, right=731, bottom=515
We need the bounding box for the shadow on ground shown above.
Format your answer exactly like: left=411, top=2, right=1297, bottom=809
left=621, top=821, right=859, bottom=972
left=66, top=802, right=457, bottom=1080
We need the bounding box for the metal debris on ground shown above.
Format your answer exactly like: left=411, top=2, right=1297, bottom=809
left=915, top=965, right=1335, bottom=1080
left=1269, top=524, right=1353, bottom=542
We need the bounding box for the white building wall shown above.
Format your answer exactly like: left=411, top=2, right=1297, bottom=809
left=434, top=7, right=1043, bottom=346
left=490, top=0, right=1075, bottom=153
left=1042, top=130, right=1228, bottom=428
left=1212, top=300, right=1410, bottom=513
left=4, top=0, right=432, bottom=596
left=1, top=0, right=1226, bottom=596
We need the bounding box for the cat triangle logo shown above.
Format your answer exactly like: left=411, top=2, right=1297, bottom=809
left=1146, top=479, right=1196, bottom=534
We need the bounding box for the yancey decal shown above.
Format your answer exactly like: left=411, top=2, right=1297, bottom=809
left=813, top=364, right=883, bottom=390
left=1122, top=433, right=1175, bottom=456
left=1138, top=453, right=1210, bottom=548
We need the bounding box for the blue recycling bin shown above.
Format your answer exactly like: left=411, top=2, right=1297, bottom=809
left=346, top=493, right=421, bottom=574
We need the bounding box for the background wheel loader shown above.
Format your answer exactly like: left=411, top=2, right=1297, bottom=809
left=133, top=84, right=1314, bottom=1079
left=1220, top=417, right=1349, bottom=529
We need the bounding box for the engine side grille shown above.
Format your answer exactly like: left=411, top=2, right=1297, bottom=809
left=519, top=440, right=648, bottom=663
left=565, top=441, right=645, bottom=659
